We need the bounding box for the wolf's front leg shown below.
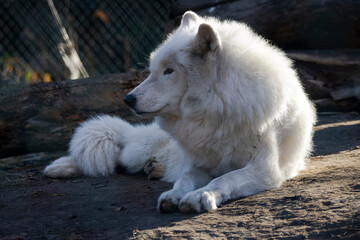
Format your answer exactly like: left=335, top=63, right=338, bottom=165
left=179, top=153, right=285, bottom=213
left=158, top=168, right=212, bottom=213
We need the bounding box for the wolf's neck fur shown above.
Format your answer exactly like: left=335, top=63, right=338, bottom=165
left=156, top=110, right=258, bottom=175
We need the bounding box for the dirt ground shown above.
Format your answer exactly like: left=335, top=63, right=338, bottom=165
left=0, top=113, right=359, bottom=240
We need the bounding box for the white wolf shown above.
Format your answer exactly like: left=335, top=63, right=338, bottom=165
left=44, top=11, right=316, bottom=213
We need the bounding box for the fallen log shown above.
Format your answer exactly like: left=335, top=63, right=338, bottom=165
left=1, top=50, right=359, bottom=158
left=0, top=71, right=148, bottom=158
left=167, top=0, right=360, bottom=49
left=288, top=50, right=360, bottom=111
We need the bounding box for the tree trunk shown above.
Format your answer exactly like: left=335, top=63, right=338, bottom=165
left=1, top=50, right=359, bottom=158
left=288, top=50, right=360, bottom=111
left=0, top=71, right=148, bottom=158
left=166, top=0, right=360, bottom=49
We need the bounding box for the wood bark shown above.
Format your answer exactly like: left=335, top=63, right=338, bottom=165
left=166, top=0, right=360, bottom=49
left=0, top=71, right=149, bottom=158
left=288, top=50, right=360, bottom=111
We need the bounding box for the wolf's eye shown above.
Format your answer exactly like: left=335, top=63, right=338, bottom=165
left=163, top=68, right=174, bottom=75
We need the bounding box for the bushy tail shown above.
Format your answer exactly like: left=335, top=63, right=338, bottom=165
left=69, top=115, right=135, bottom=176
left=44, top=115, right=135, bottom=178
left=43, top=115, right=183, bottom=180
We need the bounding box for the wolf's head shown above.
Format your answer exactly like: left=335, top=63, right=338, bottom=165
left=124, top=11, right=222, bottom=118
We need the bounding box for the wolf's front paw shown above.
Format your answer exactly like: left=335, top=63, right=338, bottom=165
left=144, top=157, right=165, bottom=180
left=157, top=189, right=185, bottom=213
left=179, top=190, right=220, bottom=213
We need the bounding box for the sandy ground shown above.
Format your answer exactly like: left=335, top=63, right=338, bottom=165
left=0, top=113, right=359, bottom=240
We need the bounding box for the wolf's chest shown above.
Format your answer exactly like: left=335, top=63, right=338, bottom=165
left=165, top=119, right=257, bottom=176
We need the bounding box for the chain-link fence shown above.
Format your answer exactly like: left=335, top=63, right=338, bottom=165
left=0, top=0, right=175, bottom=83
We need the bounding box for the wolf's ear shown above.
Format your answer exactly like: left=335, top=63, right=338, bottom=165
left=194, top=23, right=222, bottom=53
left=180, top=11, right=199, bottom=28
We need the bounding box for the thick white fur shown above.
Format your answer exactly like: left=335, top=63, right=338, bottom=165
left=44, top=11, right=316, bottom=213
left=128, top=12, right=316, bottom=212
left=44, top=115, right=189, bottom=182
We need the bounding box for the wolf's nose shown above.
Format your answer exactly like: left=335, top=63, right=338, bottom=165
left=124, top=94, right=137, bottom=109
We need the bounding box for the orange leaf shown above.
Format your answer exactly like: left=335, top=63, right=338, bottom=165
left=43, top=73, right=52, bottom=83
left=95, top=10, right=109, bottom=24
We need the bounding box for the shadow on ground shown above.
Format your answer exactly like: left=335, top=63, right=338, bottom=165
left=0, top=113, right=359, bottom=239
left=0, top=153, right=193, bottom=239
left=314, top=124, right=360, bottom=155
